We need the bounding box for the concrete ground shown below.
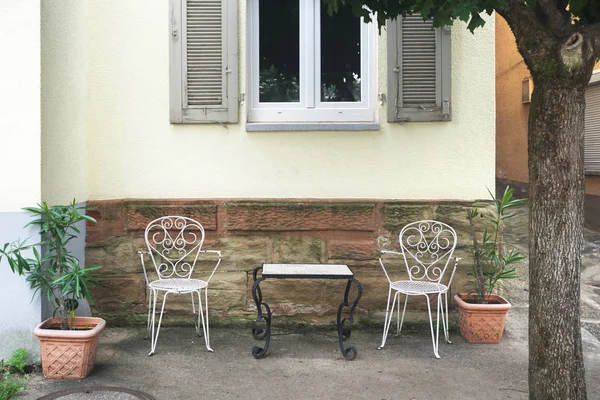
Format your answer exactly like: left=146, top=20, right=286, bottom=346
left=15, top=209, right=600, bottom=400
left=15, top=324, right=600, bottom=400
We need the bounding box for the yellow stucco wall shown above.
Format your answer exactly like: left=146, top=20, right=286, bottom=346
left=42, top=1, right=496, bottom=202
left=41, top=0, right=88, bottom=205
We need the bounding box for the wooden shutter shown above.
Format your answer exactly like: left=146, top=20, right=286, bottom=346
left=387, top=16, right=451, bottom=122
left=585, top=81, right=600, bottom=175
left=170, top=0, right=238, bottom=123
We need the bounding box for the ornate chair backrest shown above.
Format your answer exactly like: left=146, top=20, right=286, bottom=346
left=144, top=216, right=205, bottom=280
left=399, top=220, right=457, bottom=284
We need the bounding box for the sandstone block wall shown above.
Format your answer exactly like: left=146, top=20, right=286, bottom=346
left=86, top=199, right=489, bottom=327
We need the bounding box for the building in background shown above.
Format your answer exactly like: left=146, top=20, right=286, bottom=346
left=0, top=0, right=42, bottom=361
left=496, top=13, right=600, bottom=227
left=1, top=0, right=498, bottom=358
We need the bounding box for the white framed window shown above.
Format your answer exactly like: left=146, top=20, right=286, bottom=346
left=247, top=0, right=375, bottom=123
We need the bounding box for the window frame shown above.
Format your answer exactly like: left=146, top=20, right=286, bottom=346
left=247, top=0, right=375, bottom=123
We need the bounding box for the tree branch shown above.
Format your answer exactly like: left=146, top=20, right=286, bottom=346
left=496, top=0, right=541, bottom=36
left=536, top=0, right=571, bottom=30
left=557, top=0, right=569, bottom=12
left=496, top=0, right=551, bottom=67
left=585, top=22, right=600, bottom=58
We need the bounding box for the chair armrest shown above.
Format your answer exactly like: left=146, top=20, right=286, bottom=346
left=137, top=250, right=150, bottom=285
left=200, top=250, right=222, bottom=256
left=379, top=250, right=402, bottom=284
left=380, top=250, right=402, bottom=256
left=200, top=250, right=222, bottom=283
left=447, top=257, right=461, bottom=288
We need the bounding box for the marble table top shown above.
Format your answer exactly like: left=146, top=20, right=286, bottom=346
left=262, top=264, right=354, bottom=279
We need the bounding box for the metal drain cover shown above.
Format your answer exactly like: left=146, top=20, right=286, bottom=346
left=38, top=386, right=156, bottom=400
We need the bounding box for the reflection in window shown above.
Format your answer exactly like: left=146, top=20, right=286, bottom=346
left=259, top=0, right=300, bottom=102
left=321, top=4, right=361, bottom=102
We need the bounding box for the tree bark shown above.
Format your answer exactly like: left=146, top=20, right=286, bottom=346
left=496, top=4, right=597, bottom=396
left=527, top=77, right=587, bottom=399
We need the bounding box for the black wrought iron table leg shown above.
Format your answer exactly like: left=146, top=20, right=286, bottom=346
left=336, top=277, right=363, bottom=360
left=251, top=266, right=271, bottom=359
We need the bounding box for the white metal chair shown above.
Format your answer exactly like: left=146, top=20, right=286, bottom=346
left=138, top=216, right=222, bottom=356
left=378, top=220, right=459, bottom=358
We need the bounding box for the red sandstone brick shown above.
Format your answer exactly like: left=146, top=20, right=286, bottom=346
left=86, top=200, right=127, bottom=243
left=328, top=239, right=376, bottom=260
left=125, top=202, right=218, bottom=231
left=226, top=202, right=377, bottom=231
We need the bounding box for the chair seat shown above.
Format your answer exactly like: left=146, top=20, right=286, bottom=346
left=149, top=278, right=208, bottom=292
left=390, top=280, right=447, bottom=294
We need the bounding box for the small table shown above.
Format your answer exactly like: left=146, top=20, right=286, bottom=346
left=251, top=263, right=363, bottom=360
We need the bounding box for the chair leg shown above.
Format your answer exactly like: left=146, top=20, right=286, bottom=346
left=378, top=288, right=398, bottom=350
left=395, top=295, right=400, bottom=335
left=396, top=294, right=409, bottom=336
left=198, top=288, right=213, bottom=352
left=441, top=292, right=452, bottom=344
left=436, top=294, right=441, bottom=354
left=149, top=291, right=169, bottom=356
left=424, top=294, right=440, bottom=359
left=192, top=292, right=202, bottom=337
left=205, top=288, right=212, bottom=351
left=145, top=289, right=153, bottom=339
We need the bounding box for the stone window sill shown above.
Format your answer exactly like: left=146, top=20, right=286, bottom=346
left=245, top=123, right=380, bottom=132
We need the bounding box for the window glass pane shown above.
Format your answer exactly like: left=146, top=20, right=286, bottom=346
left=259, top=0, right=300, bottom=102
left=320, top=4, right=361, bottom=102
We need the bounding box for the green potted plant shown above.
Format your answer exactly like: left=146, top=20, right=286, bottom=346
left=0, top=200, right=105, bottom=379
left=454, top=186, right=527, bottom=343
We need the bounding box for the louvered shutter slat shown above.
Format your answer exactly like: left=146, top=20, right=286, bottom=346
left=585, top=83, right=600, bottom=174
left=186, top=0, right=223, bottom=106
left=402, top=16, right=437, bottom=106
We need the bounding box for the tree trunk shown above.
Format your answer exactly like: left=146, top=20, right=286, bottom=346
left=528, top=78, right=587, bottom=399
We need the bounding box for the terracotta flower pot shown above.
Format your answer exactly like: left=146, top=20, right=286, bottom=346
left=454, top=294, right=511, bottom=344
left=34, top=316, right=106, bottom=379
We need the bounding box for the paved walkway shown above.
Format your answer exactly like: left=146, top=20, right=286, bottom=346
left=16, top=208, right=600, bottom=400
left=16, top=324, right=600, bottom=400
